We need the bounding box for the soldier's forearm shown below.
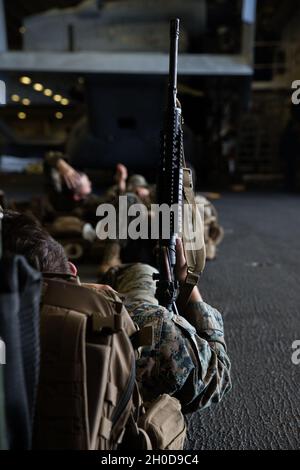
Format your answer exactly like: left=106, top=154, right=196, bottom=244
left=184, top=300, right=226, bottom=347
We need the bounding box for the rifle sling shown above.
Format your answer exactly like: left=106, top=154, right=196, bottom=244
left=177, top=168, right=206, bottom=310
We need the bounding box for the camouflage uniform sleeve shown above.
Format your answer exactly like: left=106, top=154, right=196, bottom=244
left=113, top=263, right=231, bottom=413
left=127, top=300, right=231, bottom=414
left=185, top=301, right=226, bottom=345
left=180, top=301, right=231, bottom=412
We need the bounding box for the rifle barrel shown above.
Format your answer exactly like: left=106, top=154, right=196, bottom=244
left=169, top=18, right=180, bottom=105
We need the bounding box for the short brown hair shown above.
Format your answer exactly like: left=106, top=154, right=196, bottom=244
left=2, top=210, right=70, bottom=273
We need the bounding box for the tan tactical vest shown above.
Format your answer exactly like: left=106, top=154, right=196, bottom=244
left=33, top=277, right=186, bottom=450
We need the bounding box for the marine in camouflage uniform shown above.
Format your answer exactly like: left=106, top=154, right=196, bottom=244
left=102, top=262, right=231, bottom=413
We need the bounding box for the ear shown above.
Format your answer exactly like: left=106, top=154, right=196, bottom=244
left=68, top=262, right=78, bottom=276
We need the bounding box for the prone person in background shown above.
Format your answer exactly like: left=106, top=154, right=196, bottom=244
left=45, top=154, right=153, bottom=211
left=43, top=155, right=157, bottom=268
left=44, top=154, right=152, bottom=222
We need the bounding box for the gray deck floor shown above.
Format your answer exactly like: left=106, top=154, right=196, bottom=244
left=186, top=193, right=300, bottom=450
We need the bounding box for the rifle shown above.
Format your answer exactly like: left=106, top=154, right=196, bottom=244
left=154, top=18, right=184, bottom=313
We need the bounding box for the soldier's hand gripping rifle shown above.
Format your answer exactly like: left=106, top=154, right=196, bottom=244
left=154, top=18, right=184, bottom=313
left=154, top=18, right=206, bottom=313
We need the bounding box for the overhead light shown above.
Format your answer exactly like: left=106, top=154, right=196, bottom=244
left=20, top=76, right=31, bottom=85
left=44, top=88, right=53, bottom=97
left=33, top=83, right=44, bottom=92
left=18, top=112, right=27, bottom=120
left=55, top=112, right=64, bottom=120
left=53, top=94, right=62, bottom=102
left=22, top=98, right=31, bottom=106
left=11, top=94, right=20, bottom=102
left=61, top=98, right=69, bottom=106
left=19, top=26, right=26, bottom=34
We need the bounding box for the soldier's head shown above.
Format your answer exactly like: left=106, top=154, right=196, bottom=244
left=127, top=175, right=150, bottom=199
left=2, top=210, right=76, bottom=275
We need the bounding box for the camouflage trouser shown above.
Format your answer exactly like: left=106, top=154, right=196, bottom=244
left=103, top=264, right=231, bottom=412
